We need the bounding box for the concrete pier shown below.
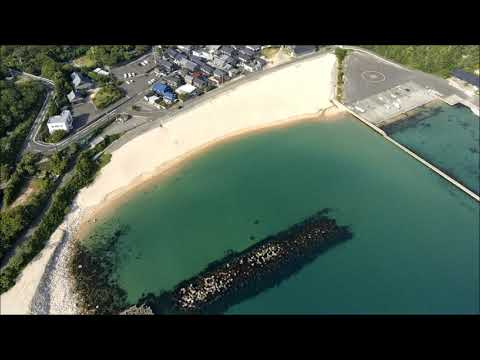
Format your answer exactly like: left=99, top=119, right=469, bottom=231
left=331, top=99, right=480, bottom=202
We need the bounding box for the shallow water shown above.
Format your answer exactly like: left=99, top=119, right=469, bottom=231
left=384, top=102, right=479, bottom=194
left=85, top=113, right=479, bottom=314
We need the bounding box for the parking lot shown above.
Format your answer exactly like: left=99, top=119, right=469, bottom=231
left=343, top=51, right=417, bottom=104
left=110, top=53, right=161, bottom=98
left=346, top=81, right=438, bottom=127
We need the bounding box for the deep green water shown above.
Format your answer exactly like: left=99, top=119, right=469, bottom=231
left=86, top=113, right=479, bottom=314
left=385, top=103, right=479, bottom=194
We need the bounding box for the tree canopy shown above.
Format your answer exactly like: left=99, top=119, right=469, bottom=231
left=362, top=45, right=480, bottom=78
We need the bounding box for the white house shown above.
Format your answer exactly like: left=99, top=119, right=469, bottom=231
left=93, top=67, right=110, bottom=76
left=47, top=110, right=73, bottom=134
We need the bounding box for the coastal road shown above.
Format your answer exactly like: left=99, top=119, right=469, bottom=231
left=104, top=47, right=336, bottom=153
left=24, top=46, right=336, bottom=155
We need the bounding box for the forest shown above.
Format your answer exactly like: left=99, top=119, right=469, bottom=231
left=362, top=45, right=480, bottom=78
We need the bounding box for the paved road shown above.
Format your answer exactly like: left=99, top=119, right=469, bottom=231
left=104, top=47, right=336, bottom=153
left=20, top=46, right=335, bottom=156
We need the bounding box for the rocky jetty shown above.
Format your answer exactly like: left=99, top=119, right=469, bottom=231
left=137, top=209, right=352, bottom=314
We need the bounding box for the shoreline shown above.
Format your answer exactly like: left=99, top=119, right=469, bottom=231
left=1, top=53, right=338, bottom=314
left=76, top=107, right=345, bottom=240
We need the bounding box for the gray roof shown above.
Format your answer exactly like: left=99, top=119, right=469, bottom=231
left=71, top=72, right=90, bottom=88
left=67, top=90, right=80, bottom=102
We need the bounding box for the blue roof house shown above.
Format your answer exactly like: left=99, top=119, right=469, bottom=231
left=152, top=83, right=173, bottom=96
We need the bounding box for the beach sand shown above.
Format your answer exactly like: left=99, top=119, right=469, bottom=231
left=0, top=52, right=338, bottom=314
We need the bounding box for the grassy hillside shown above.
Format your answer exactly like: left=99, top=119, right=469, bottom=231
left=362, top=45, right=480, bottom=78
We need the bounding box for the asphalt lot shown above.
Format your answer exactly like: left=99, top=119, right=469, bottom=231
left=110, top=53, right=160, bottom=98
left=343, top=50, right=474, bottom=105
left=343, top=52, right=417, bottom=103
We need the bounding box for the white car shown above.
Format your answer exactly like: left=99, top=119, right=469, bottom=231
left=124, top=73, right=127, bottom=79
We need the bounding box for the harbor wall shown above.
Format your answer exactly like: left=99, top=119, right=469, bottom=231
left=331, top=99, right=480, bottom=202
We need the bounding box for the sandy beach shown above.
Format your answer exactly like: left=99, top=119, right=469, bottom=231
left=0, top=52, right=338, bottom=314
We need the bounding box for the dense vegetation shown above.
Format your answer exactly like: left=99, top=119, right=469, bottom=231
left=2, top=153, right=39, bottom=207
left=0, top=145, right=78, bottom=263
left=0, top=79, right=45, bottom=183
left=335, top=48, right=348, bottom=101
left=45, top=129, right=67, bottom=144
left=85, top=46, right=150, bottom=67
left=0, top=46, right=92, bottom=108
left=0, top=135, right=120, bottom=294
left=361, top=45, right=480, bottom=78
left=93, top=84, right=124, bottom=109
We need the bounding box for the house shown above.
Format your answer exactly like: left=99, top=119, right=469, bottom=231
left=177, top=45, right=192, bottom=53
left=242, top=61, right=260, bottom=72
left=93, top=67, right=110, bottom=76
left=451, top=69, right=480, bottom=89
left=152, top=83, right=174, bottom=97
left=238, top=47, right=255, bottom=57
left=206, top=45, right=221, bottom=54
left=192, top=77, right=208, bottom=89
left=189, top=55, right=205, bottom=66
left=184, top=74, right=194, bottom=85
left=158, top=59, right=175, bottom=74
left=255, top=58, right=267, bottom=68
left=228, top=67, right=241, bottom=78
left=193, top=49, right=213, bottom=61
left=47, top=110, right=73, bottom=134
left=199, top=63, right=215, bottom=76
left=165, top=74, right=184, bottom=89
left=67, top=90, right=83, bottom=104
left=213, top=68, right=228, bottom=83
left=219, top=45, right=236, bottom=56
left=71, top=72, right=93, bottom=91
left=166, top=48, right=179, bottom=59
left=179, top=58, right=199, bottom=72
left=173, top=53, right=188, bottom=66
left=175, top=83, right=200, bottom=98
left=286, top=45, right=316, bottom=57
left=163, top=91, right=176, bottom=103
left=237, top=53, right=252, bottom=63
left=246, top=45, right=262, bottom=52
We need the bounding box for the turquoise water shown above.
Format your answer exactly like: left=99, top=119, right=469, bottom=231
left=87, top=114, right=479, bottom=314
left=384, top=103, right=479, bottom=194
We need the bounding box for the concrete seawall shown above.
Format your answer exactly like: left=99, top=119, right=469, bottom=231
left=331, top=99, right=480, bottom=202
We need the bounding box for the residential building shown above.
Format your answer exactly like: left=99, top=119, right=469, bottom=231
left=238, top=47, right=255, bottom=57
left=163, top=91, right=176, bottom=103
left=179, top=58, right=199, bottom=72
left=246, top=45, right=262, bottom=52
left=166, top=48, right=179, bottom=59
left=175, top=83, right=200, bottom=97
left=67, top=90, right=83, bottom=104
left=177, top=45, right=193, bottom=53
left=71, top=72, right=93, bottom=91
left=199, top=63, right=215, bottom=76
left=158, top=59, right=175, bottom=73
left=228, top=67, right=241, bottom=78
left=192, top=77, right=208, bottom=89
left=219, top=45, right=236, bottom=56
left=184, top=74, right=194, bottom=85
left=165, top=74, right=184, bottom=88
left=237, top=53, right=252, bottom=63
left=213, top=68, right=228, bottom=83
left=47, top=110, right=73, bottom=134
left=152, top=83, right=174, bottom=97
left=93, top=67, right=110, bottom=76
left=206, top=45, right=222, bottom=54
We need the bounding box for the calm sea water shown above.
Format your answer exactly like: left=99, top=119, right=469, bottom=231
left=86, top=113, right=479, bottom=314
left=385, top=102, right=479, bottom=194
